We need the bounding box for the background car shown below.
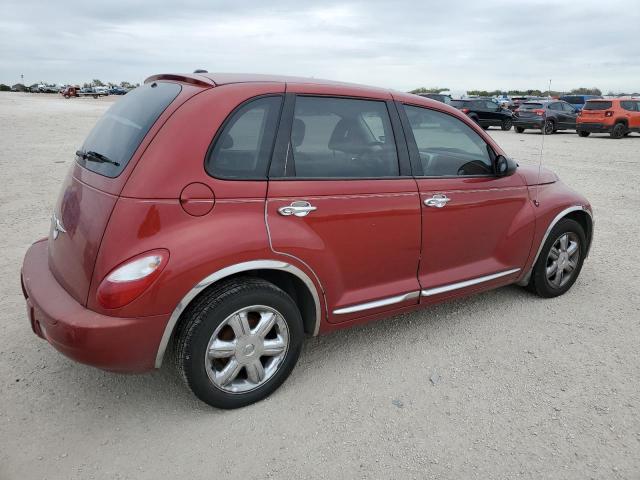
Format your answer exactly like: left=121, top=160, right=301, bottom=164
left=450, top=98, right=513, bottom=130
left=560, top=94, right=603, bottom=111
left=577, top=98, right=640, bottom=138
left=513, top=100, right=579, bottom=134
left=416, top=93, right=452, bottom=104
left=108, top=86, right=127, bottom=95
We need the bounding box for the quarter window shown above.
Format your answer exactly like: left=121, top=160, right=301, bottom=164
left=289, top=97, right=399, bottom=178
left=403, top=105, right=494, bottom=177
left=206, top=96, right=282, bottom=179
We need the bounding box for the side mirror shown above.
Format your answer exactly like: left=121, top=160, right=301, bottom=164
left=496, top=155, right=517, bottom=176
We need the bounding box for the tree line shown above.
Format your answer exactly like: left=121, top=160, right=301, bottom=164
left=409, top=87, right=606, bottom=96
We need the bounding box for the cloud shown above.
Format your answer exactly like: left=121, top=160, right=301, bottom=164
left=1, top=0, right=639, bottom=92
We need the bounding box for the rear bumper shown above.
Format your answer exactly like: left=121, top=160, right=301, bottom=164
left=513, top=118, right=544, bottom=129
left=21, top=240, right=169, bottom=372
left=577, top=122, right=611, bottom=133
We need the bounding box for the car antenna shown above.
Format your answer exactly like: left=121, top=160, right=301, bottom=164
left=534, top=78, right=552, bottom=207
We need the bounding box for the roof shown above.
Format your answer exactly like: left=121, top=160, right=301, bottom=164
left=145, top=72, right=390, bottom=95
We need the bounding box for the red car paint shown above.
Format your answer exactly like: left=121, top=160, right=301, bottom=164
left=21, top=73, right=593, bottom=373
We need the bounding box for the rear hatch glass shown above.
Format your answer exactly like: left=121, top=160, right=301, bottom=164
left=583, top=101, right=612, bottom=110
left=449, top=100, right=467, bottom=108
left=78, top=82, right=181, bottom=178
left=518, top=103, right=543, bottom=116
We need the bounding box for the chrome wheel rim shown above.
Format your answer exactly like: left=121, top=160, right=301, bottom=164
left=545, top=232, right=580, bottom=288
left=205, top=305, right=289, bottom=394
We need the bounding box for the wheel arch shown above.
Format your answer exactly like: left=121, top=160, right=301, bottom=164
left=154, top=260, right=324, bottom=368
left=614, top=118, right=628, bottom=127
left=518, top=205, right=593, bottom=286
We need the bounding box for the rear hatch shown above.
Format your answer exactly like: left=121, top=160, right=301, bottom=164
left=516, top=102, right=544, bottom=118
left=579, top=100, right=613, bottom=122
left=48, top=82, right=185, bottom=305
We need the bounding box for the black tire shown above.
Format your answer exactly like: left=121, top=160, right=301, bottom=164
left=577, top=130, right=590, bottom=137
left=610, top=123, right=626, bottom=139
left=501, top=118, right=513, bottom=131
left=174, top=277, right=304, bottom=409
left=543, top=120, right=555, bottom=135
left=515, top=127, right=525, bottom=133
left=526, top=218, right=586, bottom=298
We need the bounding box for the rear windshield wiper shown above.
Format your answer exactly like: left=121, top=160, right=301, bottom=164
left=75, top=150, right=120, bottom=167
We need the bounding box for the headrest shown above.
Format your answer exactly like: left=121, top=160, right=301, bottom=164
left=292, top=118, right=306, bottom=147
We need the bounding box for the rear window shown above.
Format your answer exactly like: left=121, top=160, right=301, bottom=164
left=584, top=101, right=612, bottom=110
left=77, top=82, right=181, bottom=177
left=520, top=103, right=543, bottom=110
left=449, top=100, right=467, bottom=108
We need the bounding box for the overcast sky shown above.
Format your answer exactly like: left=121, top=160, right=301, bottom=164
left=2, top=0, right=639, bottom=93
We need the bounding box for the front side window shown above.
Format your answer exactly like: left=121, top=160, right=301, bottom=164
left=403, top=105, right=494, bottom=177
left=289, top=97, right=399, bottom=178
left=206, top=96, right=282, bottom=179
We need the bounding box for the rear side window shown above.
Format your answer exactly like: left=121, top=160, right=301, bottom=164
left=78, top=82, right=181, bottom=178
left=548, top=103, right=562, bottom=111
left=621, top=101, right=638, bottom=112
left=403, top=105, right=493, bottom=177
left=206, top=96, right=282, bottom=179
left=289, top=97, right=399, bottom=178
left=584, top=101, right=612, bottom=110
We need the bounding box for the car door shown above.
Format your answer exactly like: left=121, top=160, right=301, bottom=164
left=622, top=100, right=640, bottom=130
left=397, top=102, right=535, bottom=301
left=266, top=91, right=422, bottom=324
left=561, top=102, right=578, bottom=128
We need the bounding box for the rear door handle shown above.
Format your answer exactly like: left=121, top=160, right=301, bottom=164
left=278, top=201, right=317, bottom=217
left=424, top=194, right=451, bottom=208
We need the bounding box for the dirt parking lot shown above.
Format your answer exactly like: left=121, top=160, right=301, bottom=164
left=1, top=92, right=639, bottom=480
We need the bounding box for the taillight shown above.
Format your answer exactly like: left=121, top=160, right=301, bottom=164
left=605, top=111, right=613, bottom=117
left=461, top=108, right=470, bottom=113
left=533, top=109, right=545, bottom=116
left=97, top=249, right=169, bottom=309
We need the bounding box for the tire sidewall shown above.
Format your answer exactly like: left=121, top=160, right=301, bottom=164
left=183, top=284, right=304, bottom=409
left=532, top=218, right=587, bottom=297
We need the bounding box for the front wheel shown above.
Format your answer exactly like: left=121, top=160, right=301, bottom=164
left=577, top=130, right=590, bottom=137
left=501, top=118, right=513, bottom=131
left=543, top=120, right=555, bottom=135
left=174, top=278, right=304, bottom=409
left=526, top=219, right=586, bottom=298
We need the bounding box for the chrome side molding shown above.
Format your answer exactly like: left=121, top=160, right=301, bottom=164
left=154, top=260, right=322, bottom=368
left=333, top=291, right=420, bottom=315
left=421, top=268, right=521, bottom=297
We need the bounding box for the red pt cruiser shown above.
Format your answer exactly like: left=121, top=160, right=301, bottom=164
left=21, top=73, right=593, bottom=408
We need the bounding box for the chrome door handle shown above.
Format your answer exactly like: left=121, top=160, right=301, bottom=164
left=278, top=201, right=317, bottom=217
left=424, top=194, right=451, bottom=208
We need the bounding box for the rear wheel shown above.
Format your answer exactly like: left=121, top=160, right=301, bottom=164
left=174, top=278, right=304, bottom=409
left=526, top=219, right=586, bottom=298
left=543, top=120, right=555, bottom=135
left=501, top=118, right=513, bottom=131
left=515, top=127, right=525, bottom=133
left=577, top=130, right=590, bottom=137
left=610, top=122, right=626, bottom=139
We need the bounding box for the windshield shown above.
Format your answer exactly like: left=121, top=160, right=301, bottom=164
left=583, top=101, right=612, bottom=110
left=77, top=82, right=181, bottom=177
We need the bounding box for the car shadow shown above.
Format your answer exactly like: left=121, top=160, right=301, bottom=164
left=43, top=284, right=535, bottom=414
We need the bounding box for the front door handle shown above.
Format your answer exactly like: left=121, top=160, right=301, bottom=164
left=424, top=194, right=451, bottom=208
left=278, top=201, right=317, bottom=217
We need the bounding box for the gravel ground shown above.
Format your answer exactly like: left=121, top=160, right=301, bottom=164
left=1, top=92, right=639, bottom=480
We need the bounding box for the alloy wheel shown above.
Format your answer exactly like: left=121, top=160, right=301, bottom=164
left=204, top=305, right=289, bottom=394
left=545, top=232, right=580, bottom=289
left=544, top=120, right=554, bottom=135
